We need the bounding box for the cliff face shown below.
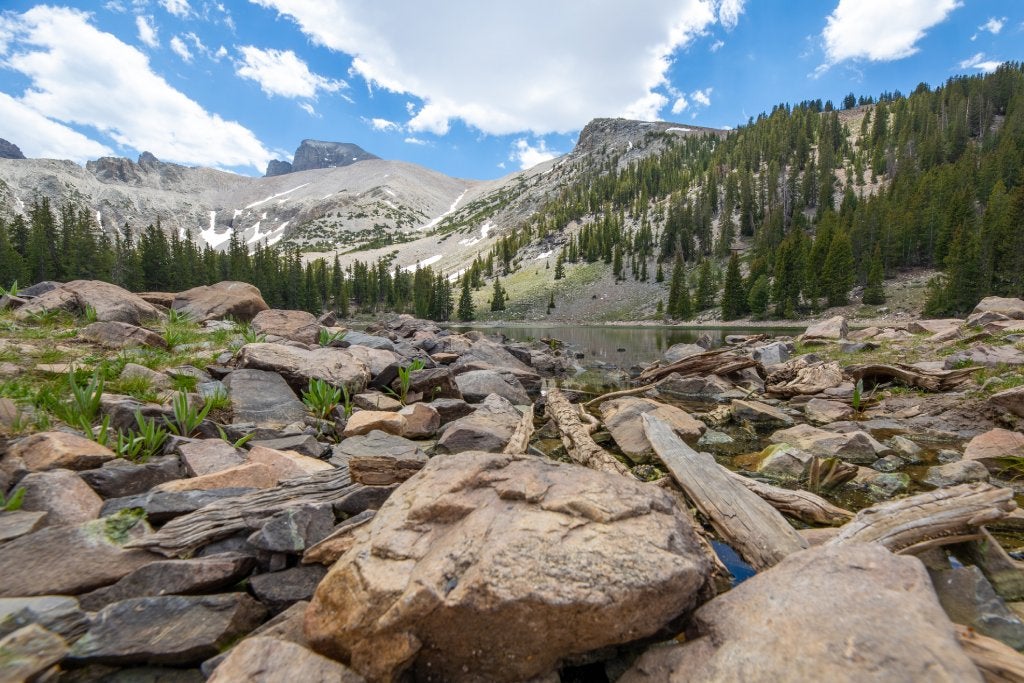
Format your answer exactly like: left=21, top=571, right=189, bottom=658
left=0, top=139, right=26, bottom=160
left=264, top=140, right=379, bottom=177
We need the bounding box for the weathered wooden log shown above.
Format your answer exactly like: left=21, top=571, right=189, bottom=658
left=545, top=388, right=631, bottom=477
left=636, top=348, right=762, bottom=385
left=845, top=363, right=981, bottom=392
left=502, top=404, right=535, bottom=455
left=826, top=482, right=1016, bottom=553
left=730, top=473, right=854, bottom=526
left=126, top=465, right=393, bottom=558
left=955, top=623, right=1024, bottom=682
left=642, top=413, right=807, bottom=571
left=582, top=382, right=659, bottom=410
left=765, top=358, right=844, bottom=397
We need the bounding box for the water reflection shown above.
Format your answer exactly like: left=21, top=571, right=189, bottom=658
left=452, top=325, right=802, bottom=369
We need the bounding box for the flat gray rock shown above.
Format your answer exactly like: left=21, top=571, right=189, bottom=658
left=223, top=369, right=307, bottom=428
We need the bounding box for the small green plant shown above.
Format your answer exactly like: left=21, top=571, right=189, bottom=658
left=169, top=373, right=199, bottom=393
left=163, top=391, right=213, bottom=437
left=1, top=486, right=25, bottom=511
left=82, top=304, right=98, bottom=324
left=302, top=378, right=342, bottom=420
left=235, top=322, right=266, bottom=344
left=130, top=410, right=170, bottom=461
left=202, top=387, right=230, bottom=412
left=391, top=359, right=425, bottom=405
left=51, top=370, right=104, bottom=429
left=216, top=425, right=256, bottom=448
left=318, top=328, right=347, bottom=346
left=167, top=309, right=193, bottom=325
left=0, top=280, right=20, bottom=297
left=852, top=378, right=864, bottom=413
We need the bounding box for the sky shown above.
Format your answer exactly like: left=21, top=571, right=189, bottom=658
left=0, top=1, right=1021, bottom=181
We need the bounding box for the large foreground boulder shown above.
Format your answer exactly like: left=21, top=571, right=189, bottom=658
left=14, top=280, right=163, bottom=325
left=803, top=315, right=848, bottom=340
left=620, top=543, right=981, bottom=682
left=601, top=397, right=705, bottom=463
left=172, top=281, right=268, bottom=322
left=972, top=296, right=1024, bottom=320
left=236, top=343, right=370, bottom=395
left=251, top=308, right=321, bottom=344
left=305, top=452, right=714, bottom=682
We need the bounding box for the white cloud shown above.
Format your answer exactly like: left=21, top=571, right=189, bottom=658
left=0, top=91, right=112, bottom=161
left=959, top=52, right=1001, bottom=73
left=299, top=102, right=317, bottom=116
left=367, top=117, right=400, bottom=132
left=160, top=0, right=192, bottom=17
left=671, top=96, right=689, bottom=114
left=3, top=6, right=271, bottom=171
left=691, top=87, right=712, bottom=106
left=215, top=45, right=228, bottom=59
left=235, top=46, right=347, bottom=99
left=510, top=138, right=560, bottom=170
left=249, top=0, right=737, bottom=135
left=982, top=17, right=1006, bottom=35
left=717, top=0, right=745, bottom=29
left=170, top=35, right=192, bottom=61
left=820, top=0, right=961, bottom=66
left=709, top=39, right=724, bottom=52
left=135, top=15, right=158, bottom=48
left=404, top=136, right=428, bottom=145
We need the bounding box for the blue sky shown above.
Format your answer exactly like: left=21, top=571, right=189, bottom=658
left=0, top=1, right=1021, bottom=180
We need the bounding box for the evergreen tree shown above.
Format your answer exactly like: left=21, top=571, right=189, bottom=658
left=747, top=274, right=770, bottom=319
left=490, top=276, right=507, bottom=311
left=822, top=229, right=854, bottom=307
left=457, top=276, right=475, bottom=321
left=547, top=290, right=555, bottom=311
left=695, top=259, right=715, bottom=310
left=863, top=246, right=886, bottom=305
left=667, top=256, right=685, bottom=318
left=655, top=262, right=664, bottom=283
left=553, top=251, right=565, bottom=280
left=721, top=252, right=746, bottom=320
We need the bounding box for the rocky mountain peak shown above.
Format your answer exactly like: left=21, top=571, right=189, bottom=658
left=265, top=139, right=379, bottom=177
left=0, top=138, right=26, bottom=160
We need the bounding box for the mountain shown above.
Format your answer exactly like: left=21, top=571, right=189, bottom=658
left=0, top=139, right=25, bottom=160
left=265, top=139, right=380, bottom=177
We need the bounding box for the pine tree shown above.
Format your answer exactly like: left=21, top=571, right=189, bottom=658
left=747, top=274, right=770, bottom=319
left=457, top=276, right=475, bottom=321
left=822, top=229, right=854, bottom=307
left=695, top=259, right=715, bottom=310
left=721, top=252, right=746, bottom=320
left=655, top=262, right=664, bottom=283
left=863, top=246, right=886, bottom=305
left=548, top=291, right=555, bottom=310
left=667, top=256, right=685, bottom=318
left=490, top=276, right=506, bottom=311
left=554, top=251, right=565, bottom=280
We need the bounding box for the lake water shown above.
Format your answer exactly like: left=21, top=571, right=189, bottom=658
left=452, top=324, right=803, bottom=370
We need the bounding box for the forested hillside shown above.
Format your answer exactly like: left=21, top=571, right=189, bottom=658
left=1, top=64, right=1023, bottom=321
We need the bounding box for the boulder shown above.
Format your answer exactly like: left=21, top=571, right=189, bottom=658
left=171, top=281, right=268, bottom=322
left=347, top=442, right=429, bottom=486
left=967, top=310, right=1010, bottom=327
left=803, top=315, right=848, bottom=340
left=931, top=565, right=1024, bottom=649
left=619, top=544, right=981, bottom=683
left=17, top=469, right=103, bottom=527
left=120, top=362, right=172, bottom=389
left=750, top=341, right=790, bottom=367
left=730, top=399, right=794, bottom=430
left=224, top=370, right=311, bottom=430
left=754, top=443, right=813, bottom=480
left=177, top=439, right=246, bottom=477
left=79, top=553, right=256, bottom=611
left=428, top=398, right=475, bottom=424
left=305, top=452, right=714, bottom=682
left=399, top=402, right=441, bottom=438
left=137, top=291, right=176, bottom=308
left=990, top=385, right=1024, bottom=418
left=972, top=296, right=1024, bottom=320
left=344, top=345, right=401, bottom=377
left=236, top=343, right=370, bottom=395
left=353, top=392, right=402, bottom=412
left=340, top=330, right=395, bottom=351
left=770, top=424, right=882, bottom=464
left=15, top=280, right=163, bottom=325
left=452, top=335, right=532, bottom=373
left=803, top=397, right=854, bottom=425
left=67, top=594, right=266, bottom=666
left=247, top=504, right=335, bottom=555
left=435, top=394, right=526, bottom=454
left=246, top=445, right=333, bottom=479
left=405, top=367, right=462, bottom=401
left=6, top=431, right=115, bottom=473
left=249, top=565, right=328, bottom=614
left=850, top=467, right=911, bottom=499
left=908, top=319, right=964, bottom=335
left=0, top=510, right=48, bottom=544
left=154, top=462, right=280, bottom=493
left=0, top=624, right=68, bottom=682
left=83, top=320, right=168, bottom=349
left=79, top=456, right=184, bottom=498
left=343, top=410, right=407, bottom=437
left=454, top=369, right=530, bottom=404
left=208, top=636, right=365, bottom=683
left=963, top=428, right=1024, bottom=471
left=601, top=397, right=706, bottom=464
left=247, top=434, right=327, bottom=459
left=648, top=374, right=735, bottom=403
left=662, top=343, right=706, bottom=364
left=251, top=309, right=320, bottom=344
left=943, top=344, right=1024, bottom=369
left=0, top=511, right=159, bottom=596
left=0, top=595, right=89, bottom=641
left=331, top=431, right=428, bottom=471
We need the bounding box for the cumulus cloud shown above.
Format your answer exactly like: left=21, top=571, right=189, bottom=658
left=510, top=138, right=560, bottom=170
left=235, top=46, right=347, bottom=99
left=160, top=0, right=191, bottom=17
left=717, top=0, right=745, bottom=29
left=366, top=117, right=400, bottom=131
left=2, top=6, right=271, bottom=170
left=0, top=91, right=112, bottom=161
left=820, top=0, right=961, bottom=67
left=249, top=0, right=736, bottom=135
left=135, top=14, right=158, bottom=48
left=404, top=136, right=428, bottom=145
left=981, top=17, right=1006, bottom=35
left=671, top=96, right=689, bottom=114
left=691, top=87, right=712, bottom=106
left=170, top=35, right=192, bottom=61
left=959, top=52, right=1001, bottom=73
left=709, top=39, right=725, bottom=52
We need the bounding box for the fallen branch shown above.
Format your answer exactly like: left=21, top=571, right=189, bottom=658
left=826, top=482, right=1015, bottom=553
left=502, top=404, right=535, bottom=455
left=583, top=382, right=659, bottom=410
left=545, top=388, right=630, bottom=477
left=955, top=624, right=1024, bottom=682
left=126, top=465, right=393, bottom=558
left=729, top=473, right=853, bottom=526
left=845, top=363, right=981, bottom=392
left=643, top=413, right=807, bottom=571
left=636, top=348, right=762, bottom=385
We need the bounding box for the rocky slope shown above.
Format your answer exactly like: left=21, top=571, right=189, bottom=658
left=265, top=139, right=380, bottom=177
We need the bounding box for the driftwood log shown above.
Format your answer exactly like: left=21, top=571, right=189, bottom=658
left=583, top=382, right=659, bottom=410
left=126, top=465, right=393, bottom=558
left=765, top=359, right=845, bottom=397
left=636, top=348, right=762, bottom=385
left=502, top=404, right=535, bottom=455
left=845, top=363, right=981, bottom=392
left=955, top=624, right=1024, bottom=682
left=826, top=482, right=1016, bottom=553
left=642, top=413, right=808, bottom=570
left=545, top=388, right=631, bottom=477
left=730, top=473, right=854, bottom=526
